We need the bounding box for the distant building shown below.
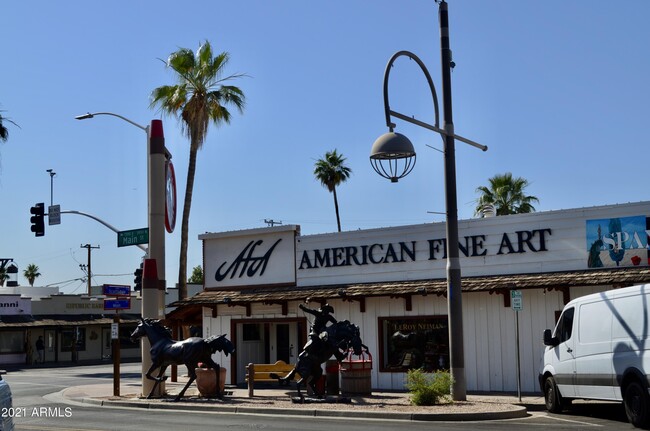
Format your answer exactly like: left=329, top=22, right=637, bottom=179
left=0, top=288, right=142, bottom=366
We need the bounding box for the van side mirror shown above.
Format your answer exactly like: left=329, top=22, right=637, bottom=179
left=543, top=329, right=559, bottom=347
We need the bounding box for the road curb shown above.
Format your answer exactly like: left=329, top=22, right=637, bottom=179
left=73, top=396, right=528, bottom=422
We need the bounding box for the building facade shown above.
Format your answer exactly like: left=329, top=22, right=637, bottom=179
left=0, top=292, right=142, bottom=366
left=171, top=201, right=650, bottom=393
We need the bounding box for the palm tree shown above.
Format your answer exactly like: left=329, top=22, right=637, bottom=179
left=0, top=267, right=8, bottom=287
left=150, top=41, right=245, bottom=300
left=23, top=264, right=41, bottom=287
left=474, top=172, right=539, bottom=217
left=314, top=149, right=352, bottom=232
left=0, top=110, right=18, bottom=142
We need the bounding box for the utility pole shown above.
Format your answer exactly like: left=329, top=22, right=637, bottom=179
left=80, top=244, right=100, bottom=295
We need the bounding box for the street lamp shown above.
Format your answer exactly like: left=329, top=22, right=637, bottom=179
left=75, top=111, right=168, bottom=396
left=369, top=1, right=486, bottom=401
left=46, top=169, right=56, bottom=206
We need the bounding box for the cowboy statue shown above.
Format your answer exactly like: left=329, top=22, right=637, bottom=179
left=299, top=302, right=346, bottom=362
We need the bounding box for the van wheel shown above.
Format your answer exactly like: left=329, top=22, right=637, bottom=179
left=624, top=381, right=650, bottom=428
left=544, top=376, right=564, bottom=413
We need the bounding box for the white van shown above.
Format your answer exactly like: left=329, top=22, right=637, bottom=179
left=540, top=283, right=650, bottom=428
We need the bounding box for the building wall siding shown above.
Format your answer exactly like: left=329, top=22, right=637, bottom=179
left=204, top=285, right=616, bottom=393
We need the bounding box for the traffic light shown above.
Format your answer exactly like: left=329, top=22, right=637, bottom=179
left=30, top=203, right=45, bottom=237
left=134, top=263, right=143, bottom=292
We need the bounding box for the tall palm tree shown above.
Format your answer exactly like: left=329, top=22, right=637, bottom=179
left=314, top=149, right=352, bottom=232
left=150, top=41, right=245, bottom=300
left=23, top=263, right=41, bottom=287
left=0, top=110, right=18, bottom=142
left=474, top=172, right=539, bottom=217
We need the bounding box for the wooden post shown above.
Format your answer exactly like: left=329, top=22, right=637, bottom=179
left=247, top=363, right=254, bottom=397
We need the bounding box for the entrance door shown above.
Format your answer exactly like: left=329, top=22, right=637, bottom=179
left=276, top=324, right=290, bottom=363
left=44, top=330, right=56, bottom=363
left=236, top=323, right=265, bottom=383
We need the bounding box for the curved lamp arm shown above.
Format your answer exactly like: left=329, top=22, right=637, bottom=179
left=383, top=50, right=440, bottom=133
left=382, top=51, right=487, bottom=152
left=75, top=112, right=147, bottom=132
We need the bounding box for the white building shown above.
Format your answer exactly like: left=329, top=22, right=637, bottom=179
left=170, top=201, right=650, bottom=393
left=0, top=287, right=142, bottom=366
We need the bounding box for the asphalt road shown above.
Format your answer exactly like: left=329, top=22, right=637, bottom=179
left=2, top=363, right=635, bottom=431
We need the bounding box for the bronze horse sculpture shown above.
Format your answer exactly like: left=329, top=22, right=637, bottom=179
left=276, top=320, right=367, bottom=397
left=130, top=318, right=235, bottom=401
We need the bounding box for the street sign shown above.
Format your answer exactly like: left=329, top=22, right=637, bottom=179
left=103, top=284, right=131, bottom=296
left=511, top=290, right=523, bottom=311
left=117, top=228, right=149, bottom=247
left=104, top=298, right=131, bottom=310
left=111, top=323, right=119, bottom=340
left=48, top=204, right=61, bottom=225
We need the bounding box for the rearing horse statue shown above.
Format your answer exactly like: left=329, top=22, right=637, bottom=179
left=130, top=318, right=235, bottom=401
left=277, top=320, right=367, bottom=398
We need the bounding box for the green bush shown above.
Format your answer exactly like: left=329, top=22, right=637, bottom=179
left=405, top=369, right=453, bottom=406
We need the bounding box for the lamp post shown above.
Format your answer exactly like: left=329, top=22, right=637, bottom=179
left=75, top=111, right=168, bottom=396
left=369, top=0, right=486, bottom=401
left=46, top=169, right=56, bottom=206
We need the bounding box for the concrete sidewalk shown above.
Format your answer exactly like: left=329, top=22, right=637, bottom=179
left=54, top=377, right=543, bottom=422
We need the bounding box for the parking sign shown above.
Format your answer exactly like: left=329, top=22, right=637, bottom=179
left=511, top=290, right=523, bottom=311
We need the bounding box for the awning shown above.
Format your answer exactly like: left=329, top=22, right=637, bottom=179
left=0, top=314, right=141, bottom=328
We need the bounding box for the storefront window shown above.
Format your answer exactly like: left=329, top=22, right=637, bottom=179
left=379, top=316, right=449, bottom=372
left=243, top=323, right=261, bottom=341
left=61, top=328, right=86, bottom=352
left=0, top=331, right=24, bottom=353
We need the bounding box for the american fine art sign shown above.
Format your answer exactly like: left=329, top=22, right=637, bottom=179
left=198, top=202, right=650, bottom=289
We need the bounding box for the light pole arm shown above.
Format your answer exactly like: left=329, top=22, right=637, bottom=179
left=388, top=110, right=487, bottom=151
left=60, top=210, right=148, bottom=252
left=75, top=112, right=147, bottom=132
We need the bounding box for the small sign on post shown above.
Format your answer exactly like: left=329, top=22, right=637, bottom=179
left=111, top=323, right=119, bottom=340
left=48, top=205, right=61, bottom=226
left=104, top=298, right=131, bottom=311
left=511, top=290, right=523, bottom=311
left=103, top=284, right=131, bottom=296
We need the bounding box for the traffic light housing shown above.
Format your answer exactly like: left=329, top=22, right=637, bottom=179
left=134, top=263, right=143, bottom=292
left=30, top=203, right=45, bottom=237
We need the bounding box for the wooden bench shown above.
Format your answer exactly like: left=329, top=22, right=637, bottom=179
left=246, top=361, right=300, bottom=397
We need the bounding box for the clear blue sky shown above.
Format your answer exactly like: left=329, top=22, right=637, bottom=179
left=2, top=1, right=649, bottom=292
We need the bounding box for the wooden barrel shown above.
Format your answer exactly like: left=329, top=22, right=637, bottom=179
left=340, top=359, right=372, bottom=395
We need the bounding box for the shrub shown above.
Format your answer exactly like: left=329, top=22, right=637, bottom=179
left=405, top=369, right=453, bottom=406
